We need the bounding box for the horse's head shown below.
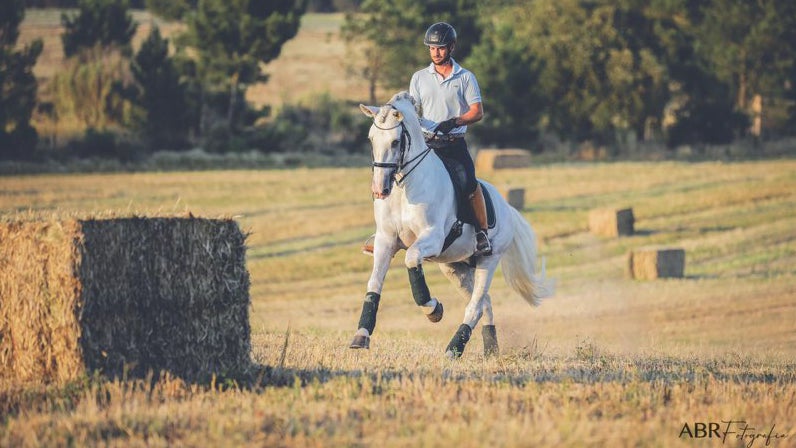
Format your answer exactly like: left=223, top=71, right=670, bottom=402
left=360, top=102, right=408, bottom=199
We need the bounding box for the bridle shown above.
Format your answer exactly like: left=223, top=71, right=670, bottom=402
left=370, top=107, right=432, bottom=186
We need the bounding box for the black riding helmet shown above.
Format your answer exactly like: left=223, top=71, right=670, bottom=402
left=423, top=22, right=457, bottom=47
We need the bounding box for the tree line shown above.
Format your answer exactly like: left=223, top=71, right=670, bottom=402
left=2, top=0, right=313, bottom=160
left=345, top=0, right=796, bottom=150
left=2, top=0, right=795, bottom=161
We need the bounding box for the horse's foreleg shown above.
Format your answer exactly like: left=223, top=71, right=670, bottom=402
left=405, top=229, right=445, bottom=322
left=351, top=236, right=397, bottom=349
left=407, top=265, right=443, bottom=322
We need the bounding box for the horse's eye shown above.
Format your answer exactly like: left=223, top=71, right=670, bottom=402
left=391, top=140, right=399, bottom=148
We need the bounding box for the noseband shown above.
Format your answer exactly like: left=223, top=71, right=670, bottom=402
left=371, top=107, right=431, bottom=186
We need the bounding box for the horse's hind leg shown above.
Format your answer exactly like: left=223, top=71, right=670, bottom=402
left=439, top=262, right=499, bottom=357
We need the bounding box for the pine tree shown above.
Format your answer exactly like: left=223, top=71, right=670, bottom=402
left=130, top=26, right=190, bottom=148
left=61, top=0, right=137, bottom=58
left=0, top=0, right=43, bottom=159
left=182, top=0, right=306, bottom=132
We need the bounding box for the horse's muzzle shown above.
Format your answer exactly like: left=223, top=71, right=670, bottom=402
left=372, top=168, right=394, bottom=199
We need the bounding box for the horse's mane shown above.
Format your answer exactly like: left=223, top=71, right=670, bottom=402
left=374, top=91, right=423, bottom=134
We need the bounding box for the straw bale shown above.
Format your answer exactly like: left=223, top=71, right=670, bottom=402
left=626, top=247, right=686, bottom=280
left=500, top=187, right=525, bottom=210
left=0, top=218, right=251, bottom=385
left=576, top=142, right=609, bottom=161
left=589, top=207, right=635, bottom=237
left=475, top=149, right=531, bottom=171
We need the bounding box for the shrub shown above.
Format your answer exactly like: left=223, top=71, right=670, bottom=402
left=65, top=128, right=143, bottom=161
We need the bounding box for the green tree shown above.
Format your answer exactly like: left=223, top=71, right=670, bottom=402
left=466, top=21, right=545, bottom=148
left=788, top=63, right=796, bottom=131
left=342, top=0, right=482, bottom=101
left=145, top=0, right=197, bottom=21
left=510, top=0, right=669, bottom=144
left=129, top=26, right=191, bottom=149
left=695, top=0, right=796, bottom=111
left=664, top=71, right=749, bottom=146
left=185, top=0, right=305, bottom=132
left=0, top=0, right=43, bottom=159
left=61, top=0, right=137, bottom=58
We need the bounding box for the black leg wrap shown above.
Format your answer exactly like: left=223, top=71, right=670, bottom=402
left=446, top=324, right=472, bottom=358
left=482, top=325, right=499, bottom=357
left=407, top=266, right=432, bottom=306
left=357, top=292, right=381, bottom=334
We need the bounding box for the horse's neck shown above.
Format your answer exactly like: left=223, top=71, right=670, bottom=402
left=398, top=145, right=452, bottom=203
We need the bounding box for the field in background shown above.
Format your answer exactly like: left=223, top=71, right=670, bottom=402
left=1, top=161, right=794, bottom=445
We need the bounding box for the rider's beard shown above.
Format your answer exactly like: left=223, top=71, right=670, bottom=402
left=432, top=46, right=452, bottom=66
left=434, top=54, right=451, bottom=66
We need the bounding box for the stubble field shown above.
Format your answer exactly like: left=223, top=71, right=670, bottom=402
left=1, top=160, right=794, bottom=446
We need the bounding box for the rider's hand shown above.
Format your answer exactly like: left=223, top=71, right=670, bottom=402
left=435, top=118, right=458, bottom=134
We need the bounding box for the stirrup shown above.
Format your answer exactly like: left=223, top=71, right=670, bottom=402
left=362, top=234, right=375, bottom=256
left=475, top=230, right=492, bottom=256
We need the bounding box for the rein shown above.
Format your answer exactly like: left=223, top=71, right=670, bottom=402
left=371, top=109, right=432, bottom=186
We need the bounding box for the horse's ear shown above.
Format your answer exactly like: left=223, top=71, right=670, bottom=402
left=360, top=104, right=379, bottom=118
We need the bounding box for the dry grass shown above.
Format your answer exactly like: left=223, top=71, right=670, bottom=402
left=0, top=160, right=795, bottom=446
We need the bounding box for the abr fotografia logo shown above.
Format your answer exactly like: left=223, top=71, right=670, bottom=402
left=679, top=421, right=789, bottom=447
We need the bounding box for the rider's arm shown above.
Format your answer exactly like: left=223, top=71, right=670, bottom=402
left=454, top=102, right=483, bottom=126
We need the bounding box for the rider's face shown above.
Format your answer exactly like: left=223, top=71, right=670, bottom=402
left=429, top=45, right=452, bottom=65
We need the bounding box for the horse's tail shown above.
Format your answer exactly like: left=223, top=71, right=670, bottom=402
left=501, top=207, right=555, bottom=306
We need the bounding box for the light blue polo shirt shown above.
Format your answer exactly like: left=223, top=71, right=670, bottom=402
left=409, top=58, right=482, bottom=135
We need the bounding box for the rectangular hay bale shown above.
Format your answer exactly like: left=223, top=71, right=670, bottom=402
left=589, top=207, right=635, bottom=237
left=475, top=149, right=532, bottom=171
left=500, top=187, right=525, bottom=210
left=0, top=218, right=251, bottom=385
left=626, top=247, right=685, bottom=280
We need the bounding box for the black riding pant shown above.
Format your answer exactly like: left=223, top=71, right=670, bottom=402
left=429, top=138, right=477, bottom=195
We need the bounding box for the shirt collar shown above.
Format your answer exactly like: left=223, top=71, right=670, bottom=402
left=425, top=58, right=462, bottom=78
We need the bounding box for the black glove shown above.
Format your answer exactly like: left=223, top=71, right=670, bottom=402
left=435, top=118, right=458, bottom=134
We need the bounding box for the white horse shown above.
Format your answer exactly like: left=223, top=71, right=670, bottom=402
left=350, top=91, right=553, bottom=358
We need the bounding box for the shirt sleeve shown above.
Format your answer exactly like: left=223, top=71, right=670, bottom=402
left=409, top=72, right=421, bottom=106
left=463, top=71, right=482, bottom=106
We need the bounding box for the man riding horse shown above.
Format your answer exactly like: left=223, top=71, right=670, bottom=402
left=364, top=22, right=492, bottom=257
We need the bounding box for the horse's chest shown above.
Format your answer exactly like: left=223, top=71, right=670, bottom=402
left=376, top=191, right=437, bottom=247
left=391, top=211, right=420, bottom=247
left=385, top=205, right=424, bottom=247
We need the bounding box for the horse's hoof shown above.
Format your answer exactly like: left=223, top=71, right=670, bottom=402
left=349, top=334, right=370, bottom=349
left=482, top=325, right=499, bottom=357
left=426, top=300, right=443, bottom=323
